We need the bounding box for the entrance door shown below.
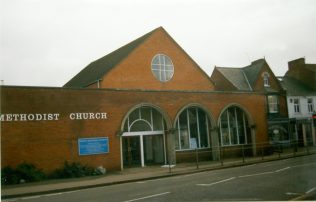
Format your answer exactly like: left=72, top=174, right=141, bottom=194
left=143, top=135, right=164, bottom=165
left=121, top=106, right=168, bottom=168
left=123, top=136, right=141, bottom=167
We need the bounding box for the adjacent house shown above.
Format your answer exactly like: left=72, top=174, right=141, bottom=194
left=280, top=58, right=316, bottom=146
left=210, top=59, right=290, bottom=146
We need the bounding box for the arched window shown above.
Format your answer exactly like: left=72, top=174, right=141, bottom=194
left=263, top=72, right=270, bottom=87
left=123, top=106, right=165, bottom=132
left=219, top=106, right=251, bottom=146
left=175, top=107, right=211, bottom=150
left=122, top=106, right=167, bottom=167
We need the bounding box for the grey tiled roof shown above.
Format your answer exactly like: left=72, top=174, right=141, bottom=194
left=64, top=28, right=157, bottom=88
left=306, top=64, right=316, bottom=72
left=281, top=76, right=315, bottom=96
left=243, top=59, right=265, bottom=87
left=215, top=59, right=266, bottom=91
left=215, top=67, right=252, bottom=91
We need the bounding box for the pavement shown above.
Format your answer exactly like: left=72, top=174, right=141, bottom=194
left=2, top=149, right=316, bottom=200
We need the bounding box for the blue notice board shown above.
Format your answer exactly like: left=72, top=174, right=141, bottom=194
left=78, top=137, right=109, bottom=155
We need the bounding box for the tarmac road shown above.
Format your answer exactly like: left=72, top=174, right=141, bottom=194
left=3, top=155, right=316, bottom=201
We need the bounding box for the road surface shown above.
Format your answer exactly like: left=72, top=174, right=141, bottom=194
left=4, top=154, right=316, bottom=201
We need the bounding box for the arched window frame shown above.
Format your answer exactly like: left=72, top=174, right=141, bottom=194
left=124, top=107, right=164, bottom=133
left=219, top=106, right=250, bottom=146
left=174, top=107, right=211, bottom=151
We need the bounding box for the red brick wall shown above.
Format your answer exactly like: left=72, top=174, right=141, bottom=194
left=253, top=63, right=283, bottom=92
left=98, top=28, right=215, bottom=91
left=1, top=87, right=268, bottom=173
left=278, top=94, right=288, bottom=117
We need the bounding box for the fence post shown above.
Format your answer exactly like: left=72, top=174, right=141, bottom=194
left=242, top=145, right=245, bottom=163
left=169, top=161, right=171, bottom=173
left=306, top=141, right=310, bottom=154
left=261, top=144, right=264, bottom=160
left=293, top=140, right=296, bottom=157
left=195, top=148, right=199, bottom=169
left=220, top=146, right=224, bottom=166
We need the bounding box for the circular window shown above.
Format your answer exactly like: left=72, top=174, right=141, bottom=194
left=151, top=54, right=174, bottom=82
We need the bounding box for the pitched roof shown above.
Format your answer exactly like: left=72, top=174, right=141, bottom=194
left=306, top=64, right=316, bottom=72
left=281, top=76, right=315, bottom=96
left=215, top=67, right=252, bottom=91
left=214, top=59, right=267, bottom=91
left=64, top=27, right=158, bottom=88
left=243, top=59, right=266, bottom=87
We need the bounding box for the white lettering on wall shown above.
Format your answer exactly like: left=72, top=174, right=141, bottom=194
left=0, top=113, right=60, bottom=121
left=0, top=112, right=107, bottom=122
left=68, top=113, right=107, bottom=120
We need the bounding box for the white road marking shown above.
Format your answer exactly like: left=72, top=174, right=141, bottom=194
left=44, top=193, right=62, bottom=197
left=197, top=177, right=236, bottom=186
left=275, top=167, right=290, bottom=173
left=136, top=177, right=166, bottom=183
left=238, top=171, right=274, bottom=178
left=290, top=186, right=316, bottom=201
left=136, top=181, right=147, bottom=184
left=221, top=198, right=261, bottom=201
left=123, top=192, right=171, bottom=202
left=286, top=192, right=300, bottom=196
left=64, top=190, right=80, bottom=194
left=306, top=186, right=316, bottom=194
left=21, top=195, right=41, bottom=200
left=238, top=167, right=291, bottom=178
left=292, top=162, right=316, bottom=168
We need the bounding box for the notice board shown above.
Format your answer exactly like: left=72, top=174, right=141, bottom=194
left=78, top=137, right=109, bottom=155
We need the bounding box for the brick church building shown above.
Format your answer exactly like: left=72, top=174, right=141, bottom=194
left=1, top=27, right=274, bottom=173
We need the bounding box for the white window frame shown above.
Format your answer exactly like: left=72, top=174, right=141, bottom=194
left=293, top=98, right=300, bottom=114
left=307, top=98, right=314, bottom=113
left=268, top=95, right=278, bottom=113
left=175, top=107, right=210, bottom=151
left=151, top=54, right=174, bottom=82
left=263, top=72, right=270, bottom=87
left=219, top=106, right=249, bottom=146
left=124, top=107, right=164, bottom=132
left=122, top=106, right=167, bottom=168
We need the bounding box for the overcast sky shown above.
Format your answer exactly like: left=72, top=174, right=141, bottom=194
left=1, top=0, right=316, bottom=87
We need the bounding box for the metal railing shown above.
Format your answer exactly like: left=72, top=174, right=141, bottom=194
left=169, top=140, right=316, bottom=172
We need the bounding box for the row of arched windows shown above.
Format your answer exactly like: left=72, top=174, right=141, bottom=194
left=123, top=105, right=252, bottom=151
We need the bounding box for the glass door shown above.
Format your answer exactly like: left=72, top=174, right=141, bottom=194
left=143, top=135, right=164, bottom=165
left=123, top=136, right=141, bottom=167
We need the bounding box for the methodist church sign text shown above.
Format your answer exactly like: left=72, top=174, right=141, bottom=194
left=0, top=112, right=108, bottom=122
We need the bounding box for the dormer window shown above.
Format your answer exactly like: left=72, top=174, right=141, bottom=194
left=263, top=72, right=270, bottom=87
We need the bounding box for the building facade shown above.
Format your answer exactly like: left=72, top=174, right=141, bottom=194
left=2, top=27, right=273, bottom=173
left=210, top=59, right=289, bottom=145
left=280, top=58, right=316, bottom=146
